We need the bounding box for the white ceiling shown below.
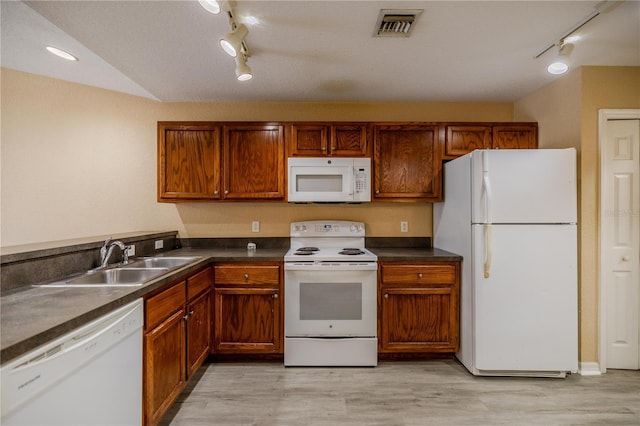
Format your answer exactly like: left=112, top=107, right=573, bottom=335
left=2, top=0, right=639, bottom=103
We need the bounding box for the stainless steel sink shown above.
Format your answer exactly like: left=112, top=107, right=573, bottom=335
left=63, top=268, right=168, bottom=287
left=126, top=257, right=199, bottom=269
left=33, top=256, right=200, bottom=288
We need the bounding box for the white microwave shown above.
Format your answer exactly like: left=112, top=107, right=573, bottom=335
left=287, top=157, right=371, bottom=203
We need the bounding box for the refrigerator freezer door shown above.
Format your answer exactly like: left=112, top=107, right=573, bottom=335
left=472, top=224, right=578, bottom=372
left=471, top=149, right=577, bottom=224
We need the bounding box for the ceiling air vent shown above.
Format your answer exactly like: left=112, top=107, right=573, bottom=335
left=374, top=9, right=423, bottom=37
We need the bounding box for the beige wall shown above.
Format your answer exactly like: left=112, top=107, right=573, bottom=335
left=1, top=68, right=514, bottom=247
left=515, top=66, right=640, bottom=364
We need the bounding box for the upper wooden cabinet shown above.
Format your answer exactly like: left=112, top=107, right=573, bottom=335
left=492, top=124, right=538, bottom=149
left=287, top=123, right=369, bottom=157
left=373, top=124, right=442, bottom=202
left=223, top=124, right=285, bottom=199
left=442, top=123, right=538, bottom=159
left=158, top=122, right=285, bottom=202
left=158, top=122, right=221, bottom=201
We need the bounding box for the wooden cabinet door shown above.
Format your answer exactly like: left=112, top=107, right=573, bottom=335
left=213, top=287, right=281, bottom=353
left=186, top=290, right=211, bottom=378
left=443, top=125, right=491, bottom=159
left=373, top=124, right=441, bottom=201
left=158, top=122, right=221, bottom=201
left=492, top=124, right=538, bottom=149
left=380, top=287, right=458, bottom=353
left=289, top=124, right=328, bottom=156
left=223, top=124, right=285, bottom=199
left=144, top=309, right=186, bottom=426
left=331, top=124, right=368, bottom=156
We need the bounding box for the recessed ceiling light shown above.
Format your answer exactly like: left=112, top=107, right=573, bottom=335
left=46, top=46, right=78, bottom=61
left=547, top=61, right=569, bottom=75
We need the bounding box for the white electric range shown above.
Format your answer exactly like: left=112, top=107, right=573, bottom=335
left=284, top=220, right=378, bottom=367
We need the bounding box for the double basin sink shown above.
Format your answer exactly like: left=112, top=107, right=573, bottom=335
left=35, top=257, right=201, bottom=288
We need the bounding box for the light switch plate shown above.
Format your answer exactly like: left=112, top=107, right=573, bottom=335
left=400, top=221, right=408, bottom=233
left=252, top=221, right=260, bottom=232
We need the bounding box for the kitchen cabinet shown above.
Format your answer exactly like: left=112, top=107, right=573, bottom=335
left=442, top=123, right=538, bottom=159
left=372, top=124, right=442, bottom=201
left=287, top=123, right=369, bottom=157
left=378, top=262, right=460, bottom=354
left=492, top=124, right=538, bottom=149
left=213, top=263, right=282, bottom=354
left=158, top=122, right=221, bottom=201
left=143, top=267, right=212, bottom=426
left=223, top=124, right=285, bottom=199
left=157, top=122, right=285, bottom=201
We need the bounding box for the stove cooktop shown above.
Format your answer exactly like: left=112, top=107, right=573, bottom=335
left=284, top=246, right=377, bottom=262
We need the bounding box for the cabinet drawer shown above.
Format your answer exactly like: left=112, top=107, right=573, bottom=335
left=381, top=264, right=456, bottom=285
left=214, top=265, right=280, bottom=285
left=145, top=281, right=186, bottom=330
left=188, top=267, right=212, bottom=300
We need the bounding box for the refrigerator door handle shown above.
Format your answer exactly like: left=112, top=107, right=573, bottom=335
left=484, top=224, right=492, bottom=278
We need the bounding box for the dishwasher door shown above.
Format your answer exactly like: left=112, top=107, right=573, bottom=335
left=1, top=298, right=143, bottom=425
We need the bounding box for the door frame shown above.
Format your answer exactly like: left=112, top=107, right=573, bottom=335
left=598, top=108, right=640, bottom=373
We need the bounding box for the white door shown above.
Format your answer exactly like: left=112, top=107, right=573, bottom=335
left=472, top=224, right=578, bottom=372
left=601, top=116, right=640, bottom=370
left=471, top=149, right=577, bottom=224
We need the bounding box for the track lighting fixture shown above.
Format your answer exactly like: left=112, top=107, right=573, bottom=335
left=547, top=42, right=573, bottom=75
left=234, top=53, right=253, bottom=81
left=199, top=0, right=253, bottom=81
left=198, top=0, right=221, bottom=14
left=219, top=23, right=248, bottom=57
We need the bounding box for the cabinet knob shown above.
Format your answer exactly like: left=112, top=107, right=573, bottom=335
left=244, top=273, right=249, bottom=280
left=183, top=314, right=189, bottom=320
left=189, top=310, right=195, bottom=316
left=418, top=273, right=423, bottom=279
left=384, top=294, right=389, bottom=299
left=273, top=294, right=278, bottom=299
left=214, top=190, right=219, bottom=194
left=321, top=146, right=327, bottom=151
left=375, top=190, right=380, bottom=194
left=224, top=190, right=229, bottom=194
left=331, top=146, right=336, bottom=150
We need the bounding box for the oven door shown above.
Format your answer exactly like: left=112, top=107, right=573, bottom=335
left=285, top=266, right=377, bottom=337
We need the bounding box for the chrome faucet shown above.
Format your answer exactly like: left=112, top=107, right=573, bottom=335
left=99, top=238, right=129, bottom=268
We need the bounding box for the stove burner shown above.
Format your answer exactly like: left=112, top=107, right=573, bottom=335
left=293, top=251, right=315, bottom=256
left=297, top=247, right=319, bottom=252
left=339, top=248, right=365, bottom=255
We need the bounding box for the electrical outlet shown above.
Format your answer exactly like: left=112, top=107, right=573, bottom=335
left=401, top=221, right=409, bottom=233
left=126, top=244, right=135, bottom=257
left=252, top=221, right=260, bottom=233
left=155, top=240, right=164, bottom=250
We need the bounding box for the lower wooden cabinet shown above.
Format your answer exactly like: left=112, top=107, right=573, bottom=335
left=379, top=262, right=460, bottom=354
left=143, top=267, right=212, bottom=426
left=213, top=263, right=282, bottom=354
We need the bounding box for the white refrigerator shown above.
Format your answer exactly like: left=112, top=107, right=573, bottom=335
left=434, top=149, right=578, bottom=377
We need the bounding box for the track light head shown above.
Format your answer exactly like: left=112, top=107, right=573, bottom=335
left=234, top=53, right=253, bottom=81
left=219, top=24, right=248, bottom=57
left=547, top=42, right=574, bottom=75
left=198, top=0, right=221, bottom=14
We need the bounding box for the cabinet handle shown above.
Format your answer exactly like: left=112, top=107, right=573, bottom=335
left=273, top=294, right=278, bottom=299
left=418, top=273, right=423, bottom=279
left=244, top=273, right=249, bottom=280
left=384, top=294, right=389, bottom=299
left=183, top=314, right=189, bottom=320
left=189, top=310, right=195, bottom=316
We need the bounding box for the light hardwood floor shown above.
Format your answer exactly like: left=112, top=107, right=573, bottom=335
left=161, top=360, right=639, bottom=426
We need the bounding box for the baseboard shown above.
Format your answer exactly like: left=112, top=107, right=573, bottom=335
left=579, top=362, right=602, bottom=376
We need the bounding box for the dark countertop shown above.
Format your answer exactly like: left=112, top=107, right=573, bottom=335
left=1, top=246, right=460, bottom=364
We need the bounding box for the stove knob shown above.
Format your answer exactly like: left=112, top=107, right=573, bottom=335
left=350, top=224, right=357, bottom=232
left=358, top=224, right=364, bottom=232
left=301, top=225, right=307, bottom=232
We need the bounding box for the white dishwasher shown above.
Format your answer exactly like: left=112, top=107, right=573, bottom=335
left=1, top=298, right=143, bottom=425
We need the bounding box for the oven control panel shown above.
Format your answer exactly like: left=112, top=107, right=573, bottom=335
left=290, top=221, right=365, bottom=237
